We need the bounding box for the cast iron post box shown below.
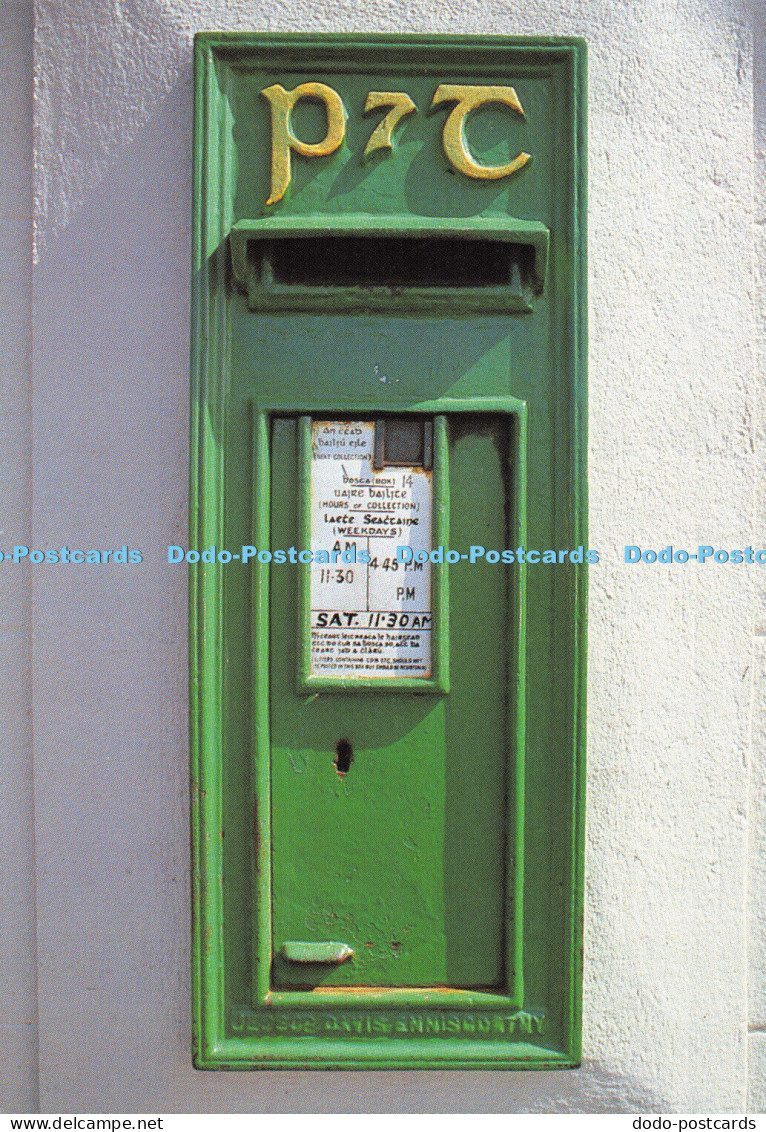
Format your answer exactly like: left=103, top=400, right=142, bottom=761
left=191, top=32, right=586, bottom=1070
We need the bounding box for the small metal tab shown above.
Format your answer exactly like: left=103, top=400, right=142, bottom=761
left=282, top=941, right=355, bottom=964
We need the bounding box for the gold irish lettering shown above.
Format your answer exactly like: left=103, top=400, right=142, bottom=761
left=260, top=82, right=347, bottom=205
left=362, top=91, right=417, bottom=161
left=430, top=84, right=531, bottom=180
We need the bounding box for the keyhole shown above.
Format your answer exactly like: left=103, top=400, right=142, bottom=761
left=334, top=739, right=353, bottom=776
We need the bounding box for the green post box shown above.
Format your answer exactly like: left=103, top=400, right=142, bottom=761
left=191, top=32, right=586, bottom=1070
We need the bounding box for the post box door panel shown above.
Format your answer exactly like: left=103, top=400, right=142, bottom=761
left=269, top=414, right=513, bottom=989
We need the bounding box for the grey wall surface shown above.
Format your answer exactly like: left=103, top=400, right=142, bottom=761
left=1, top=0, right=762, bottom=1112
left=1, top=0, right=36, bottom=1114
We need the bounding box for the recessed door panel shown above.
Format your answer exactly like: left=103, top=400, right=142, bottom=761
left=269, top=414, right=513, bottom=989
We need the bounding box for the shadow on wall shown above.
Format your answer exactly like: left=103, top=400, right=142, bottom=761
left=167, top=1062, right=670, bottom=1115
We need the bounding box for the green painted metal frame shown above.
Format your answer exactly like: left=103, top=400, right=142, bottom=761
left=190, top=31, right=587, bottom=1070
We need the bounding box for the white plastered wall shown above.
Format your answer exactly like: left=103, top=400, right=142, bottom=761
left=8, top=0, right=762, bottom=1112
left=748, top=3, right=766, bottom=1115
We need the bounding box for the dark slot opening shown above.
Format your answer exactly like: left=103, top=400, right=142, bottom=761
left=373, top=417, right=433, bottom=470
left=334, top=738, right=353, bottom=775
left=256, top=237, right=532, bottom=289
